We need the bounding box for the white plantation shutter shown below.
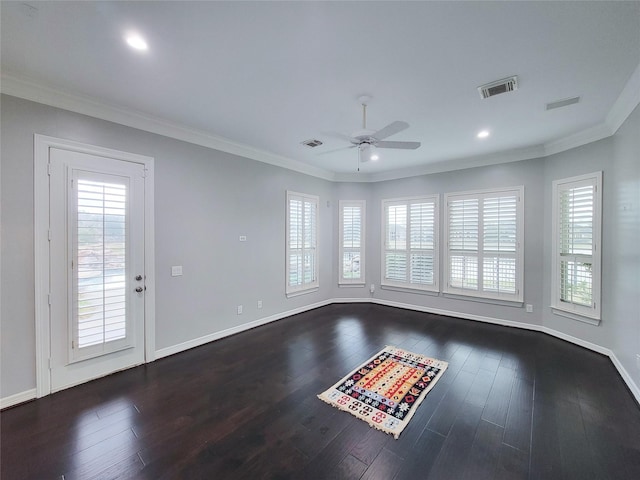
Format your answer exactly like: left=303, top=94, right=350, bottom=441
left=445, top=187, right=523, bottom=301
left=552, top=173, right=601, bottom=320
left=286, top=191, right=319, bottom=296
left=382, top=196, right=438, bottom=292
left=73, top=174, right=131, bottom=356
left=339, top=201, right=365, bottom=284
left=448, top=198, right=479, bottom=290
left=483, top=195, right=517, bottom=294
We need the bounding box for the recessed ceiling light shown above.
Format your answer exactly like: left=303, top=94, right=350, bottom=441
left=477, top=130, right=490, bottom=139
left=125, top=34, right=148, bottom=51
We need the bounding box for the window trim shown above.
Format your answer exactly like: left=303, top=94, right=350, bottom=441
left=443, top=186, right=524, bottom=303
left=381, top=195, right=440, bottom=293
left=285, top=191, right=319, bottom=297
left=339, top=200, right=366, bottom=286
left=550, top=172, right=602, bottom=322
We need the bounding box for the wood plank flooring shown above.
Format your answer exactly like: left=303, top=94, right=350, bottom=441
left=2, top=304, right=640, bottom=479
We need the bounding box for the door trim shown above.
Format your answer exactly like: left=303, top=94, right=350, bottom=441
left=34, top=134, right=155, bottom=398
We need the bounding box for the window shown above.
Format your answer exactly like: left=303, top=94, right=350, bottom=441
left=286, top=191, right=319, bottom=296
left=551, top=172, right=601, bottom=322
left=339, top=200, right=365, bottom=285
left=444, top=187, right=523, bottom=302
left=382, top=196, right=439, bottom=292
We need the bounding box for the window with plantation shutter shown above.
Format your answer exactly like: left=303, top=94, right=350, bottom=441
left=551, top=172, right=601, bottom=322
left=339, top=200, right=365, bottom=285
left=444, top=187, right=523, bottom=302
left=74, top=178, right=128, bottom=350
left=286, top=191, right=319, bottom=296
left=382, top=196, right=439, bottom=292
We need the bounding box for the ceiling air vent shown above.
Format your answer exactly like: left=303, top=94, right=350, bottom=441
left=546, top=96, right=580, bottom=110
left=301, top=139, right=323, bottom=148
left=478, top=76, right=519, bottom=99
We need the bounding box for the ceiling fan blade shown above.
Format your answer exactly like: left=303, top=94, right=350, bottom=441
left=321, top=131, right=358, bottom=144
left=372, top=121, right=409, bottom=140
left=376, top=140, right=421, bottom=150
left=316, top=145, right=356, bottom=156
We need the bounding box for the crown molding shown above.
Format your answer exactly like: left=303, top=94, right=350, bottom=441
left=544, top=61, right=640, bottom=157
left=0, top=73, right=337, bottom=182
left=362, top=144, right=546, bottom=183
left=543, top=122, right=613, bottom=157
left=2, top=61, right=639, bottom=183
left=606, top=62, right=640, bottom=134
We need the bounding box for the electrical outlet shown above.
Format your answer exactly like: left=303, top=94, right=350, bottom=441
left=171, top=266, right=183, bottom=276
left=257, top=300, right=263, bottom=309
left=239, top=235, right=247, bottom=242
left=370, top=284, right=375, bottom=293
left=526, top=304, right=533, bottom=313
left=636, top=354, right=640, bottom=371
left=237, top=305, right=243, bottom=315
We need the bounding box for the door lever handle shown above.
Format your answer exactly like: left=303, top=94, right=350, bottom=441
left=135, top=286, right=144, bottom=293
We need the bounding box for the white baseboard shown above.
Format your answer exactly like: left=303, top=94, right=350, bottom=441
left=331, top=297, right=373, bottom=303
left=367, top=298, right=640, bottom=405
left=371, top=298, right=544, bottom=332
left=1, top=388, right=37, bottom=409
left=154, top=299, right=332, bottom=359
left=609, top=353, right=640, bottom=404
left=540, top=326, right=611, bottom=356
left=4, top=298, right=638, bottom=408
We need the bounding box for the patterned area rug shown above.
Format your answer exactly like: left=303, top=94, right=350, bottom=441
left=317, top=345, right=448, bottom=439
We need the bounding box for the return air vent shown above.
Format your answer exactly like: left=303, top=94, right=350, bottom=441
left=546, top=96, right=580, bottom=110
left=478, top=76, right=519, bottom=99
left=301, top=139, right=323, bottom=148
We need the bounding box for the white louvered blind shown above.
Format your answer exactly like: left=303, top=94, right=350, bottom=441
left=74, top=179, right=127, bottom=349
left=552, top=173, right=601, bottom=320
left=339, top=201, right=365, bottom=284
left=445, top=187, right=523, bottom=301
left=382, top=196, right=438, bottom=291
left=286, top=191, right=319, bottom=295
left=483, top=195, right=517, bottom=295
left=448, top=198, right=479, bottom=290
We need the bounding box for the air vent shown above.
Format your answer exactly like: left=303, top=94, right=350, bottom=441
left=546, top=96, right=580, bottom=110
left=478, top=76, right=519, bottom=99
left=301, top=139, right=324, bottom=148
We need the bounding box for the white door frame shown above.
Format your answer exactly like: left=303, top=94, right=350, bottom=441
left=34, top=134, right=156, bottom=398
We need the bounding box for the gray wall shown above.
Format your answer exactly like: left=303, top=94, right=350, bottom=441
left=1, top=93, right=638, bottom=401
left=542, top=105, right=640, bottom=389
left=362, top=160, right=545, bottom=326
left=0, top=94, right=335, bottom=398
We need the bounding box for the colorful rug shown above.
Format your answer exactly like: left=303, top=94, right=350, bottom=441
left=317, top=345, right=448, bottom=439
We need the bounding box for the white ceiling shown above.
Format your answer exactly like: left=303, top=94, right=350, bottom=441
left=2, top=1, right=639, bottom=180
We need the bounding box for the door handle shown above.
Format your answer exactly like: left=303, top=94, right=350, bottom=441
left=135, top=275, right=143, bottom=281
left=135, top=286, right=144, bottom=293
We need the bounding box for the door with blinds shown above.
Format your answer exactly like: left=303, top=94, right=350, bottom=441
left=49, top=148, right=146, bottom=392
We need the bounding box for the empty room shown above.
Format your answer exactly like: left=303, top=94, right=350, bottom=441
left=1, top=1, right=639, bottom=479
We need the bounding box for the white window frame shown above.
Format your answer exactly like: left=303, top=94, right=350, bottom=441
left=443, top=186, right=524, bottom=303
left=286, top=191, right=319, bottom=297
left=381, top=195, right=439, bottom=293
left=339, top=200, right=366, bottom=286
left=551, top=172, right=602, bottom=324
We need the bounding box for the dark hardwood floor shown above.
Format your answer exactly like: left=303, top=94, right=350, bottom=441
left=3, top=304, right=640, bottom=479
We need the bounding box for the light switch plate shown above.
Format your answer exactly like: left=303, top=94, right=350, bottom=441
left=171, top=266, right=183, bottom=276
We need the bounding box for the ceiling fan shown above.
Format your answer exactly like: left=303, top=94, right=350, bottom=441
left=329, top=95, right=421, bottom=166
